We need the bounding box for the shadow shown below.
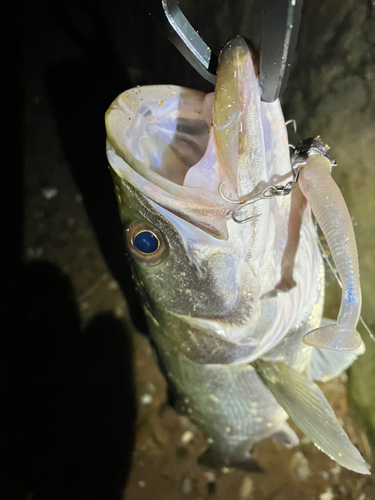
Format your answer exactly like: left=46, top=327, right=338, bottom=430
left=39, top=0, right=251, bottom=336
left=40, top=0, right=220, bottom=336
left=1, top=261, right=136, bottom=500
left=2, top=0, right=24, bottom=322
left=43, top=0, right=148, bottom=332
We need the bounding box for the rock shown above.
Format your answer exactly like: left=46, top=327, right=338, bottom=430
left=182, top=478, right=192, bottom=494
left=319, top=488, right=334, bottom=500
left=291, top=451, right=311, bottom=481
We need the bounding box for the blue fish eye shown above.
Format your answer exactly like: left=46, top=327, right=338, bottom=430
left=133, top=230, right=160, bottom=254
left=126, top=222, right=167, bottom=265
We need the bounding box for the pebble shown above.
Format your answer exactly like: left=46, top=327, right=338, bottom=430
left=204, top=472, right=216, bottom=483
left=330, top=462, right=342, bottom=480
left=115, top=306, right=125, bottom=317
left=182, top=478, right=192, bottom=494
left=181, top=430, right=194, bottom=445
left=147, top=383, right=156, bottom=393
left=140, top=394, right=153, bottom=405
left=26, top=247, right=43, bottom=258
left=291, top=451, right=311, bottom=481
left=41, top=187, right=58, bottom=200
left=240, top=477, right=254, bottom=498
left=340, top=372, right=348, bottom=382
left=108, top=280, right=118, bottom=291
left=138, top=480, right=146, bottom=488
left=319, top=488, right=334, bottom=500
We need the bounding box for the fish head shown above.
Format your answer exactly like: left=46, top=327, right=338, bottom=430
left=106, top=37, right=313, bottom=363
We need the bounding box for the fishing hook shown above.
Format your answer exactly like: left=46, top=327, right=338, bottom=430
left=219, top=167, right=300, bottom=224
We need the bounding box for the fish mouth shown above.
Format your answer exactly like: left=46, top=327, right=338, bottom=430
left=106, top=37, right=291, bottom=238
left=106, top=84, right=230, bottom=238
left=112, top=86, right=213, bottom=187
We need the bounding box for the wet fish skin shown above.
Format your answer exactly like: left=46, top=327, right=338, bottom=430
left=106, top=37, right=368, bottom=473
left=112, top=174, right=297, bottom=467
left=113, top=173, right=370, bottom=474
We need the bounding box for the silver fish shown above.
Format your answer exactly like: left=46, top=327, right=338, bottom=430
left=105, top=37, right=368, bottom=474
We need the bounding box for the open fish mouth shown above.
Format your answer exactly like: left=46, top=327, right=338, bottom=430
left=105, top=37, right=291, bottom=240
left=106, top=84, right=230, bottom=238
left=111, top=86, right=212, bottom=186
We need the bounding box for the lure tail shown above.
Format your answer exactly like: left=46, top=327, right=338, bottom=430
left=309, top=319, right=365, bottom=381
left=255, top=360, right=370, bottom=474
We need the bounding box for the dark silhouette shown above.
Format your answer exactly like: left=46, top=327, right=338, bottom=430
left=1, top=262, right=136, bottom=500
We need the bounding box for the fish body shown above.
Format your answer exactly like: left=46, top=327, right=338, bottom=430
left=106, top=38, right=368, bottom=473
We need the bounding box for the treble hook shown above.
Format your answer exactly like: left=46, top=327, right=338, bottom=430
left=219, top=166, right=300, bottom=224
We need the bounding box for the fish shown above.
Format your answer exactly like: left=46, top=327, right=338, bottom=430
left=105, top=36, right=369, bottom=474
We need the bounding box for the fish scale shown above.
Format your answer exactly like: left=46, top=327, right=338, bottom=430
left=151, top=327, right=287, bottom=462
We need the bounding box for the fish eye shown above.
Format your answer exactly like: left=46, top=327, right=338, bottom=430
left=134, top=230, right=159, bottom=254
left=126, top=221, right=167, bottom=265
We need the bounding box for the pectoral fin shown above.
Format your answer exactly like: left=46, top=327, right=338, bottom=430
left=270, top=424, right=299, bottom=448
left=310, top=344, right=365, bottom=383
left=255, top=361, right=369, bottom=474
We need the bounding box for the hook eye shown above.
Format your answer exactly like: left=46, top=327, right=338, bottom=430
left=126, top=221, right=167, bottom=266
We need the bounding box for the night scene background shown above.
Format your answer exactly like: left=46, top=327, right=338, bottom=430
left=2, top=0, right=375, bottom=498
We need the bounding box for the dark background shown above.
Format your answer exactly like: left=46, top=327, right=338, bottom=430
left=2, top=0, right=231, bottom=497
left=2, top=0, right=375, bottom=499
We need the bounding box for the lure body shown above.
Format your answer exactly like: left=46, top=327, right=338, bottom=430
left=298, top=154, right=362, bottom=350
left=105, top=38, right=368, bottom=473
